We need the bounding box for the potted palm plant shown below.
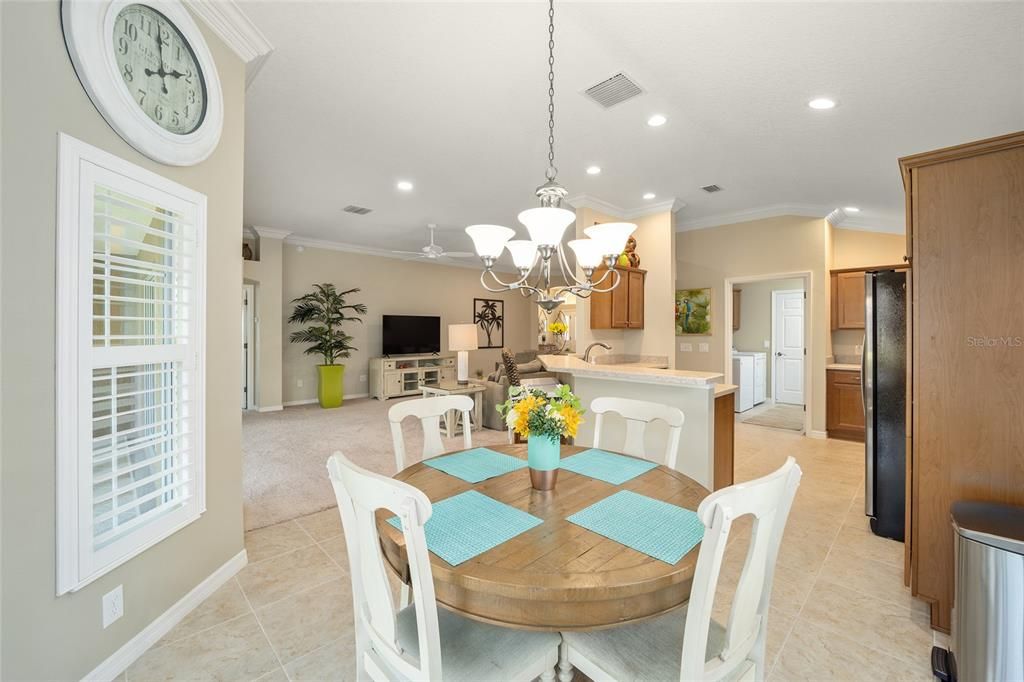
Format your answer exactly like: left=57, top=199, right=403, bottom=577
left=288, top=283, right=367, bottom=408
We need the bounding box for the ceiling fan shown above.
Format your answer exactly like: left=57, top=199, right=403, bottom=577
left=391, top=225, right=476, bottom=262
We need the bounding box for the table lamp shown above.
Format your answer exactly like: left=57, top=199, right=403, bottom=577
left=448, top=323, right=479, bottom=384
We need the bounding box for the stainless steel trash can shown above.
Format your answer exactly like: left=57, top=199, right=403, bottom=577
left=948, top=501, right=1024, bottom=682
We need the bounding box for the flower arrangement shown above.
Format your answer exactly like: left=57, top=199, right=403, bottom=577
left=547, top=320, right=568, bottom=336
left=497, top=384, right=583, bottom=441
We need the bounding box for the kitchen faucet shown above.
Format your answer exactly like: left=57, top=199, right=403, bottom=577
left=583, top=342, right=612, bottom=363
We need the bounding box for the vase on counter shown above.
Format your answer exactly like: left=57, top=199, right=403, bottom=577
left=527, top=434, right=560, bottom=490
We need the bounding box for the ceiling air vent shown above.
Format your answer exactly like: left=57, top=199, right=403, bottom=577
left=700, top=184, right=723, bottom=193
left=343, top=205, right=373, bottom=215
left=584, top=72, right=643, bottom=108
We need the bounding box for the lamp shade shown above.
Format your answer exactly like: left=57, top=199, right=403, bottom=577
left=584, top=222, right=637, bottom=258
left=505, top=240, right=539, bottom=269
left=448, top=323, right=479, bottom=352
left=517, top=207, right=575, bottom=247
left=567, top=239, right=605, bottom=269
left=465, top=225, right=515, bottom=259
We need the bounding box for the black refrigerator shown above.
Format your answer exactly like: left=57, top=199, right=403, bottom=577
left=863, top=269, right=907, bottom=541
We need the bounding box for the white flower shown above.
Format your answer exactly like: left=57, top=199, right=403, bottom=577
left=505, top=409, right=519, bottom=428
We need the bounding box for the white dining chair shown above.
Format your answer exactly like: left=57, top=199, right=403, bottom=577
left=327, top=452, right=561, bottom=682
left=591, top=396, right=685, bottom=468
left=560, top=456, right=802, bottom=682
left=389, top=395, right=474, bottom=473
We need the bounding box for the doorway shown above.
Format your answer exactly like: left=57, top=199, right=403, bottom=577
left=242, top=284, right=255, bottom=410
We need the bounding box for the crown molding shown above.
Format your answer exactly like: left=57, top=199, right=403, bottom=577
left=251, top=226, right=292, bottom=240
left=285, top=235, right=518, bottom=273
left=832, top=215, right=904, bottom=234
left=186, top=0, right=273, bottom=88
left=566, top=194, right=686, bottom=220
left=677, top=203, right=904, bottom=234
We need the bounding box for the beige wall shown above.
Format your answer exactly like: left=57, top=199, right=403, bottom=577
left=831, top=227, right=907, bottom=270
left=0, top=4, right=245, bottom=678
left=278, top=245, right=536, bottom=404
left=573, top=207, right=677, bottom=366
left=732, top=277, right=804, bottom=394
left=676, top=216, right=830, bottom=433
left=243, top=235, right=285, bottom=408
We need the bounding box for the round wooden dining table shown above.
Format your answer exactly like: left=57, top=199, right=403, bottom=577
left=375, top=443, right=709, bottom=632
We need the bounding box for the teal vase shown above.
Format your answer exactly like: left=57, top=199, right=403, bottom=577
left=527, top=435, right=560, bottom=490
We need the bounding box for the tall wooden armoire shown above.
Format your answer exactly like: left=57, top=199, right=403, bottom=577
left=900, top=131, right=1024, bottom=632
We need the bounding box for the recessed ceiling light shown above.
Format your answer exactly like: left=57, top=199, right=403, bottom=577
left=586, top=166, right=602, bottom=175
left=647, top=114, right=667, bottom=127
left=844, top=206, right=861, bottom=213
left=808, top=98, right=836, bottom=110
left=396, top=180, right=414, bottom=191
left=643, top=192, right=656, bottom=200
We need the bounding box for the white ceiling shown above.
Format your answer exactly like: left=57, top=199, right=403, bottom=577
left=242, top=1, right=1024, bottom=255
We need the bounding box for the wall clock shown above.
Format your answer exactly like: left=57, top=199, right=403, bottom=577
left=62, top=0, right=223, bottom=166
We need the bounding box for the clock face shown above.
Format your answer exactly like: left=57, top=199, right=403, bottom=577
left=112, top=4, right=207, bottom=135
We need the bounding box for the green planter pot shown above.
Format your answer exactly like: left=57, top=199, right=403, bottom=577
left=527, top=435, right=560, bottom=490
left=317, top=364, right=345, bottom=408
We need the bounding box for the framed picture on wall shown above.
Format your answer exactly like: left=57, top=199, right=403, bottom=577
left=473, top=298, right=504, bottom=348
left=675, top=288, right=712, bottom=335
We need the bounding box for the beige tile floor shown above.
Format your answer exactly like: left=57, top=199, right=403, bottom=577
left=127, top=422, right=935, bottom=681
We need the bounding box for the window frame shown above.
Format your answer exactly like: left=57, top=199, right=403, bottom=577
left=56, top=133, right=207, bottom=595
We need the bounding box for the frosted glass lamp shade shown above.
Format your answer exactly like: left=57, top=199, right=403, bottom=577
left=465, top=225, right=515, bottom=259
left=505, top=240, right=538, bottom=269
left=448, top=323, right=479, bottom=352
left=584, top=222, right=637, bottom=258
left=567, top=239, right=605, bottom=269
left=517, top=207, right=575, bottom=247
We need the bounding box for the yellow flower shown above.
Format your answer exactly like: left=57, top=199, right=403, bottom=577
left=512, top=394, right=545, bottom=437
left=559, top=405, right=583, bottom=439
left=548, top=321, right=567, bottom=335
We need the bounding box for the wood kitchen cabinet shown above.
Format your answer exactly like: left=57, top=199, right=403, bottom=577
left=900, top=131, right=1024, bottom=633
left=826, top=369, right=864, bottom=441
left=590, top=266, right=646, bottom=329
left=830, top=270, right=866, bottom=329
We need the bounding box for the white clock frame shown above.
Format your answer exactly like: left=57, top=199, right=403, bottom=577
left=62, top=0, right=224, bottom=166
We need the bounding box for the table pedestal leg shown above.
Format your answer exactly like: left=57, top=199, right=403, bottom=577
left=557, top=640, right=573, bottom=682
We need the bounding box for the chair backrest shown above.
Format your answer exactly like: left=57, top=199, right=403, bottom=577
left=388, top=395, right=474, bottom=472
left=679, top=457, right=802, bottom=682
left=327, top=452, right=443, bottom=681
left=590, top=396, right=685, bottom=468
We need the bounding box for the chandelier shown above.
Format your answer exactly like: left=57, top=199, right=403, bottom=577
left=464, top=0, right=636, bottom=312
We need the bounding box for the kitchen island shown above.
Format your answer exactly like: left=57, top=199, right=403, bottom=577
left=538, top=355, right=737, bottom=491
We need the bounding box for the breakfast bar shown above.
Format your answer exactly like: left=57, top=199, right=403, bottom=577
left=538, top=355, right=737, bottom=491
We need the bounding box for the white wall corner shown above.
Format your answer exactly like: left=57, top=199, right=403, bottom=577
left=83, top=549, right=248, bottom=682
left=251, top=226, right=292, bottom=241
left=185, top=0, right=274, bottom=88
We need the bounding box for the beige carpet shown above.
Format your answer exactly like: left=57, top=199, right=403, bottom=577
left=740, top=403, right=805, bottom=431
left=242, top=397, right=511, bottom=530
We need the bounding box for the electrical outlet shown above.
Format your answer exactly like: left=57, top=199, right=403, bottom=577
left=698, top=343, right=709, bottom=353
left=297, top=379, right=303, bottom=388
left=763, top=339, right=770, bottom=349
left=359, top=374, right=367, bottom=383
left=680, top=342, right=693, bottom=352
left=102, top=585, right=123, bottom=628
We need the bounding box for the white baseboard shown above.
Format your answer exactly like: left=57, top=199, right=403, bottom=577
left=282, top=393, right=369, bottom=408
left=807, top=430, right=828, bottom=440
left=256, top=404, right=283, bottom=413
left=83, top=549, right=248, bottom=682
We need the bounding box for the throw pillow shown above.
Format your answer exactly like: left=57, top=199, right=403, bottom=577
left=517, top=359, right=543, bottom=374
left=500, top=348, right=521, bottom=386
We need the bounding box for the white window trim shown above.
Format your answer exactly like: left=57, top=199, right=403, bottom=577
left=56, top=133, right=207, bottom=595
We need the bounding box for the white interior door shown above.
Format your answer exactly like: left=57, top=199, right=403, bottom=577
left=242, top=285, right=254, bottom=409
left=773, top=290, right=805, bottom=405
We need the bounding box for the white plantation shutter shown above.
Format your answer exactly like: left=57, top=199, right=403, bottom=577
left=57, top=135, right=206, bottom=594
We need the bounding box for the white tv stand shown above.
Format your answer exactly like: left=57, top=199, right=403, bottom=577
left=370, top=354, right=456, bottom=400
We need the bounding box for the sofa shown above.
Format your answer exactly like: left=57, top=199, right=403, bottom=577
left=480, top=350, right=558, bottom=430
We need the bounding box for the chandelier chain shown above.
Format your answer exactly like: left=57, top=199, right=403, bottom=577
left=546, top=0, right=555, bottom=173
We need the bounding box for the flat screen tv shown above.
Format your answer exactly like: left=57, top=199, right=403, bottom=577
left=382, top=315, right=441, bottom=356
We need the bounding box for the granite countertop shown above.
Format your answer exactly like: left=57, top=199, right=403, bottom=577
left=714, top=383, right=738, bottom=397
left=826, top=363, right=861, bottom=371
left=538, top=354, right=723, bottom=387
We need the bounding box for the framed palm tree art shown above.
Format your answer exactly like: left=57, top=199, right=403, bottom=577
left=473, top=298, right=504, bottom=349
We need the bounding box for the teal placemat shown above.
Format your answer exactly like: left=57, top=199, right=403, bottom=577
left=387, top=490, right=542, bottom=566
left=567, top=490, right=704, bottom=565
left=423, top=447, right=527, bottom=484
left=559, top=448, right=658, bottom=485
